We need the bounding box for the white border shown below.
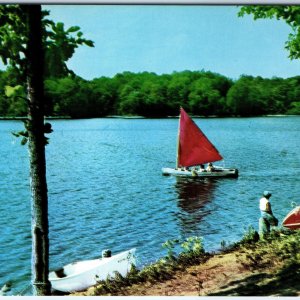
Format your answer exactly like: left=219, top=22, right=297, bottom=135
left=0, top=0, right=300, bottom=4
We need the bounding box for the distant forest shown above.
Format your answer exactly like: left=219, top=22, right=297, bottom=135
left=0, top=69, right=300, bottom=118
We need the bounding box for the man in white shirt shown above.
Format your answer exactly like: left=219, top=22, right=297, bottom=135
left=260, top=191, right=273, bottom=215
left=259, top=191, right=278, bottom=237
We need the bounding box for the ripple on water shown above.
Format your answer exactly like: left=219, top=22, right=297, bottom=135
left=0, top=117, right=299, bottom=294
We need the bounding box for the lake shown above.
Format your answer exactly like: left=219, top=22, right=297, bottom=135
left=0, top=116, right=299, bottom=295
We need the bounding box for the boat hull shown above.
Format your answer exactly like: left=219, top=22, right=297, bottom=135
left=49, top=248, right=136, bottom=293
left=282, top=206, right=300, bottom=230
left=162, top=167, right=238, bottom=178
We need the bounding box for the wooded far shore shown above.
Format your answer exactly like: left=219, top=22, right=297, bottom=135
left=1, top=70, right=300, bottom=119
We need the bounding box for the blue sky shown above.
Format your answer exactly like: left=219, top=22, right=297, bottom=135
left=4, top=5, right=300, bottom=80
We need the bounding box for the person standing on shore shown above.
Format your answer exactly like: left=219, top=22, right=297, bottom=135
left=259, top=191, right=278, bottom=237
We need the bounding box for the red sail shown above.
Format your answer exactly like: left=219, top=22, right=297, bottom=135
left=178, top=108, right=223, bottom=167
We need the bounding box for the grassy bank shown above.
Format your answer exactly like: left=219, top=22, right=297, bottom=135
left=72, top=228, right=300, bottom=296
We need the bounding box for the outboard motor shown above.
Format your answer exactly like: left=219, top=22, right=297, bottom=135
left=102, top=249, right=112, bottom=258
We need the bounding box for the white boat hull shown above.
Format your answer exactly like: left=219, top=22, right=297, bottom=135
left=49, top=248, right=136, bottom=293
left=162, top=166, right=238, bottom=178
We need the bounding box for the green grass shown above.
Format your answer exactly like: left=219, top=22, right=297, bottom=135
left=92, top=230, right=300, bottom=296
left=93, top=236, right=210, bottom=295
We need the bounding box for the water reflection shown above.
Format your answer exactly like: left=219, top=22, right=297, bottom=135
left=174, top=177, right=218, bottom=235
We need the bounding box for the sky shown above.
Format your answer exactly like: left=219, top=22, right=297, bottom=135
left=3, top=5, right=300, bottom=80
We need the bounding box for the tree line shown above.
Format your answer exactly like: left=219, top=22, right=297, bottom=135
left=0, top=68, right=299, bottom=118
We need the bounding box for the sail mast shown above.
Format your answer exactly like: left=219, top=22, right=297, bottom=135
left=175, top=108, right=182, bottom=169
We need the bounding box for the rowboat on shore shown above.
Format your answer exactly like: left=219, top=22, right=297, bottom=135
left=162, top=108, right=238, bottom=178
left=282, top=206, right=300, bottom=230
left=49, top=248, right=136, bottom=293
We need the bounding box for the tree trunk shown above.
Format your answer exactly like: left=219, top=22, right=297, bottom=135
left=22, top=5, right=51, bottom=295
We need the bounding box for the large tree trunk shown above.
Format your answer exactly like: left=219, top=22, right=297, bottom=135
left=22, top=5, right=51, bottom=296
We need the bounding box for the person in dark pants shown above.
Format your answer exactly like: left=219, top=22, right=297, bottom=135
left=259, top=191, right=278, bottom=237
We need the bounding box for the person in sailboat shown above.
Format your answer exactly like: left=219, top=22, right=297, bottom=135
left=259, top=191, right=278, bottom=237
left=191, top=167, right=198, bottom=177
left=206, top=163, right=215, bottom=172
left=199, top=164, right=206, bottom=172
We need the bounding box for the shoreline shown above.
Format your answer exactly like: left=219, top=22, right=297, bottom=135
left=0, top=114, right=299, bottom=121
left=71, top=229, right=300, bottom=297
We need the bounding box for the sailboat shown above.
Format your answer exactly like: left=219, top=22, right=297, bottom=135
left=162, top=108, right=238, bottom=178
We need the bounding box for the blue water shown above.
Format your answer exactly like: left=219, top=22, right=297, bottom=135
left=0, top=116, right=299, bottom=295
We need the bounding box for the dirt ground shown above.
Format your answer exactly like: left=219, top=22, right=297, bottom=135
left=73, top=242, right=300, bottom=297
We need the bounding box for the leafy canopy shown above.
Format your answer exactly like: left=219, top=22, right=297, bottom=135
left=238, top=6, right=300, bottom=59
left=0, top=4, right=94, bottom=79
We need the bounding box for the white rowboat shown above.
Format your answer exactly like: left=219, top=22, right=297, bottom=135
left=49, top=248, right=136, bottom=293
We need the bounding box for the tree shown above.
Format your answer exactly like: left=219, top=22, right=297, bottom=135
left=21, top=5, right=51, bottom=295
left=4, top=85, right=27, bottom=116
left=44, top=20, right=94, bottom=78
left=166, top=72, right=191, bottom=113
left=0, top=6, right=94, bottom=81
left=0, top=4, right=94, bottom=295
left=286, top=76, right=300, bottom=114
left=0, top=5, right=50, bottom=295
left=238, top=6, right=300, bottom=59
left=226, top=76, right=266, bottom=116
left=189, top=77, right=222, bottom=116
left=140, top=79, right=169, bottom=117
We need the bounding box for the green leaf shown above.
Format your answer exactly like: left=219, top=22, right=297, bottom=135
left=12, top=131, right=21, bottom=137
left=4, top=85, right=23, bottom=98
left=5, top=86, right=15, bottom=97
left=21, top=137, right=28, bottom=145
left=84, top=40, right=94, bottom=47
left=44, top=122, right=53, bottom=134
left=4, top=85, right=22, bottom=97
left=67, top=26, right=80, bottom=33
left=56, top=22, right=64, bottom=31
